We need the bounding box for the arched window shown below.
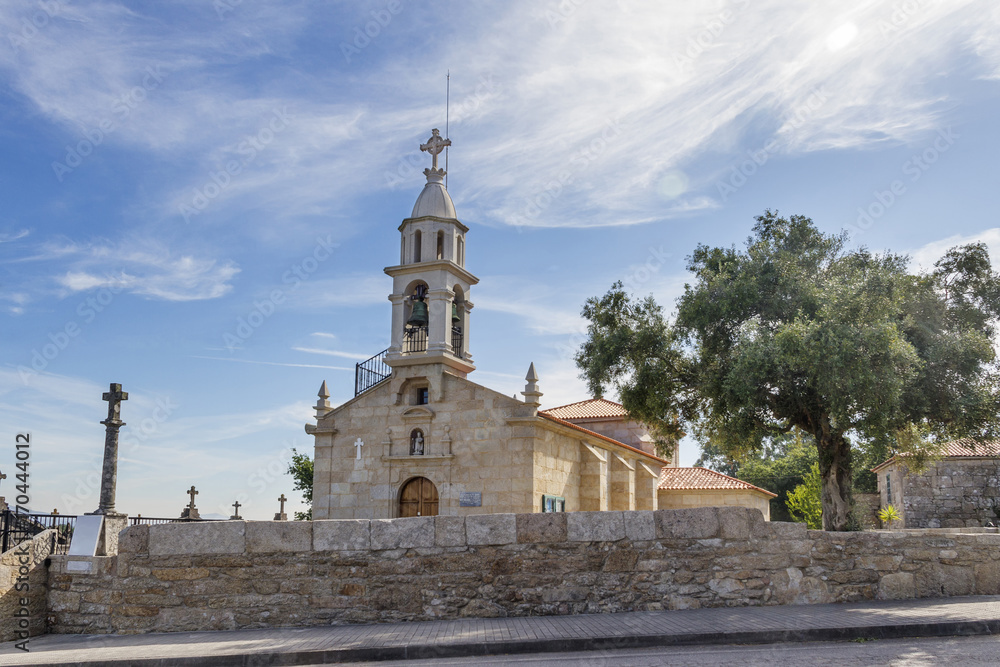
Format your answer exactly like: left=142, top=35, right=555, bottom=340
left=436, top=231, right=445, bottom=260
left=410, top=429, right=425, bottom=455
left=414, top=230, right=422, bottom=262
left=457, top=236, right=465, bottom=266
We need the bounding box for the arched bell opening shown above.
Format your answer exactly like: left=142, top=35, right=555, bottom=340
left=403, top=281, right=429, bottom=353
left=451, top=285, right=466, bottom=358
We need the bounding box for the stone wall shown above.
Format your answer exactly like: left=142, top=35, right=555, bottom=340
left=45, top=509, right=1000, bottom=636
left=879, top=458, right=1000, bottom=528
left=657, top=488, right=772, bottom=521
left=1, top=530, right=55, bottom=642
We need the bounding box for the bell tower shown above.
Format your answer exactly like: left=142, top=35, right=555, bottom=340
left=384, top=129, right=478, bottom=377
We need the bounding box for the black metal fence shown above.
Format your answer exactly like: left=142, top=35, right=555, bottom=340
left=355, top=347, right=391, bottom=396
left=451, top=327, right=464, bottom=358
left=403, top=326, right=428, bottom=353
left=129, top=516, right=213, bottom=526
left=1, top=510, right=76, bottom=555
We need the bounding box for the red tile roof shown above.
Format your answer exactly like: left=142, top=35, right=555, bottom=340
left=538, top=413, right=670, bottom=466
left=657, top=467, right=777, bottom=498
left=541, top=397, right=630, bottom=420
left=872, top=439, right=1000, bottom=472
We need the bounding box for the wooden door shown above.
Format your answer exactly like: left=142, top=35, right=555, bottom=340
left=399, top=477, right=439, bottom=517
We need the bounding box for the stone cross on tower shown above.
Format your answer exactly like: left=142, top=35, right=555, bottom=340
left=354, top=437, right=365, bottom=460
left=230, top=500, right=242, bottom=520
left=420, top=128, right=451, bottom=171
left=93, top=383, right=128, bottom=516
left=274, top=494, right=288, bottom=521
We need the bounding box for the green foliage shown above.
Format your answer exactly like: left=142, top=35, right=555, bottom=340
left=286, top=448, right=314, bottom=521
left=877, top=504, right=901, bottom=528
left=786, top=463, right=823, bottom=529
left=577, top=211, right=1000, bottom=531
left=731, top=430, right=818, bottom=522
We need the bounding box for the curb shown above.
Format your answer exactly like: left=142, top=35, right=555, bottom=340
left=25, top=618, right=1000, bottom=666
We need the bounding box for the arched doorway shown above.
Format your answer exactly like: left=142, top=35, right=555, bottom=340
left=399, top=477, right=439, bottom=517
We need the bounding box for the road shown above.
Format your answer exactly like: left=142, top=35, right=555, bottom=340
left=349, top=635, right=1000, bottom=666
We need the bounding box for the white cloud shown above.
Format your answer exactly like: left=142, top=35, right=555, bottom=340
left=291, top=347, right=370, bottom=361
left=50, top=241, right=240, bottom=301
left=906, top=228, right=1000, bottom=273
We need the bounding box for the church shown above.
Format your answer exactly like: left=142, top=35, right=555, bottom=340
left=306, top=130, right=775, bottom=520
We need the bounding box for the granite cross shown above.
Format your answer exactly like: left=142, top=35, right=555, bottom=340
left=420, top=128, right=451, bottom=170
left=278, top=494, right=287, bottom=514
left=187, top=485, right=198, bottom=509
left=95, top=383, right=127, bottom=515
left=354, top=437, right=364, bottom=460
left=232, top=500, right=241, bottom=519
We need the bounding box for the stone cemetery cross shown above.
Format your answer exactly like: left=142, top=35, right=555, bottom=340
left=274, top=494, right=288, bottom=521
left=354, top=437, right=364, bottom=460
left=94, top=383, right=127, bottom=515
left=231, top=500, right=242, bottom=520
left=187, top=486, right=198, bottom=510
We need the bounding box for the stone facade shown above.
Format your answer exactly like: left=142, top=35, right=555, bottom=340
left=308, top=364, right=666, bottom=519
left=41, top=510, right=1000, bottom=635
left=876, top=457, right=1000, bottom=528
left=0, top=529, right=54, bottom=642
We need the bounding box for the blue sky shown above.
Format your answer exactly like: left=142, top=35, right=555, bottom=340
left=1, top=1, right=999, bottom=519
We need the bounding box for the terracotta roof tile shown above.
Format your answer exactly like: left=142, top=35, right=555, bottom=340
left=657, top=467, right=777, bottom=497
left=872, top=438, right=1000, bottom=471
left=541, top=398, right=630, bottom=420
left=538, top=413, right=670, bottom=465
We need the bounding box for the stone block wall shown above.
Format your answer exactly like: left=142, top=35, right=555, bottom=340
left=879, top=459, right=1000, bottom=528
left=43, top=510, right=1000, bottom=636
left=657, top=488, right=772, bottom=521
left=1, top=529, right=55, bottom=642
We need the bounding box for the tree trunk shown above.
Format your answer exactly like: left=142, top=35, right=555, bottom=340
left=816, top=418, right=853, bottom=531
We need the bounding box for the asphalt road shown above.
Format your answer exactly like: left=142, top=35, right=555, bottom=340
left=349, top=635, right=1000, bottom=666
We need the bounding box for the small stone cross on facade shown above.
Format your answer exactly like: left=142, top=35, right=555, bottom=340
left=354, top=437, right=364, bottom=460
left=231, top=500, right=242, bottom=520
left=420, top=128, right=451, bottom=170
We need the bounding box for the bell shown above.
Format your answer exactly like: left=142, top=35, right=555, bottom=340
left=451, top=302, right=461, bottom=324
left=407, top=300, right=428, bottom=327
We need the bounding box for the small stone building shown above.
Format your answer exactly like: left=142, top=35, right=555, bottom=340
left=657, top=467, right=776, bottom=520
left=307, top=130, right=771, bottom=521
left=873, top=439, right=1000, bottom=528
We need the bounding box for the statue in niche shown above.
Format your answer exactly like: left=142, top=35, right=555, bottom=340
left=410, top=429, right=425, bottom=456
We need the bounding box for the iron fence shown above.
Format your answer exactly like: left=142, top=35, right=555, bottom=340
left=355, top=348, right=390, bottom=396
left=1, top=510, right=76, bottom=555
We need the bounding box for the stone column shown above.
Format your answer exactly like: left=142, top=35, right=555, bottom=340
left=387, top=294, right=405, bottom=357
left=426, top=288, right=453, bottom=354
left=93, top=383, right=127, bottom=517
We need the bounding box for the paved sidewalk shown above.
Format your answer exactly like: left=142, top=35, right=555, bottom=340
left=2, top=595, right=999, bottom=666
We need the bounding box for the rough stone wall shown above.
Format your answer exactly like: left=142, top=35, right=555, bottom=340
left=657, top=489, right=772, bottom=521
left=1, top=529, right=54, bottom=641
left=45, top=510, right=1000, bottom=636
left=879, top=459, right=1000, bottom=528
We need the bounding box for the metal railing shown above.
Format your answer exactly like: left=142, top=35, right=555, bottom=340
left=129, top=516, right=213, bottom=526
left=451, top=327, right=464, bottom=359
left=403, top=326, right=428, bottom=353
left=355, top=348, right=391, bottom=396
left=1, top=510, right=76, bottom=555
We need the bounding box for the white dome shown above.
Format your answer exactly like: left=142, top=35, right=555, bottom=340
left=411, top=172, right=457, bottom=219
